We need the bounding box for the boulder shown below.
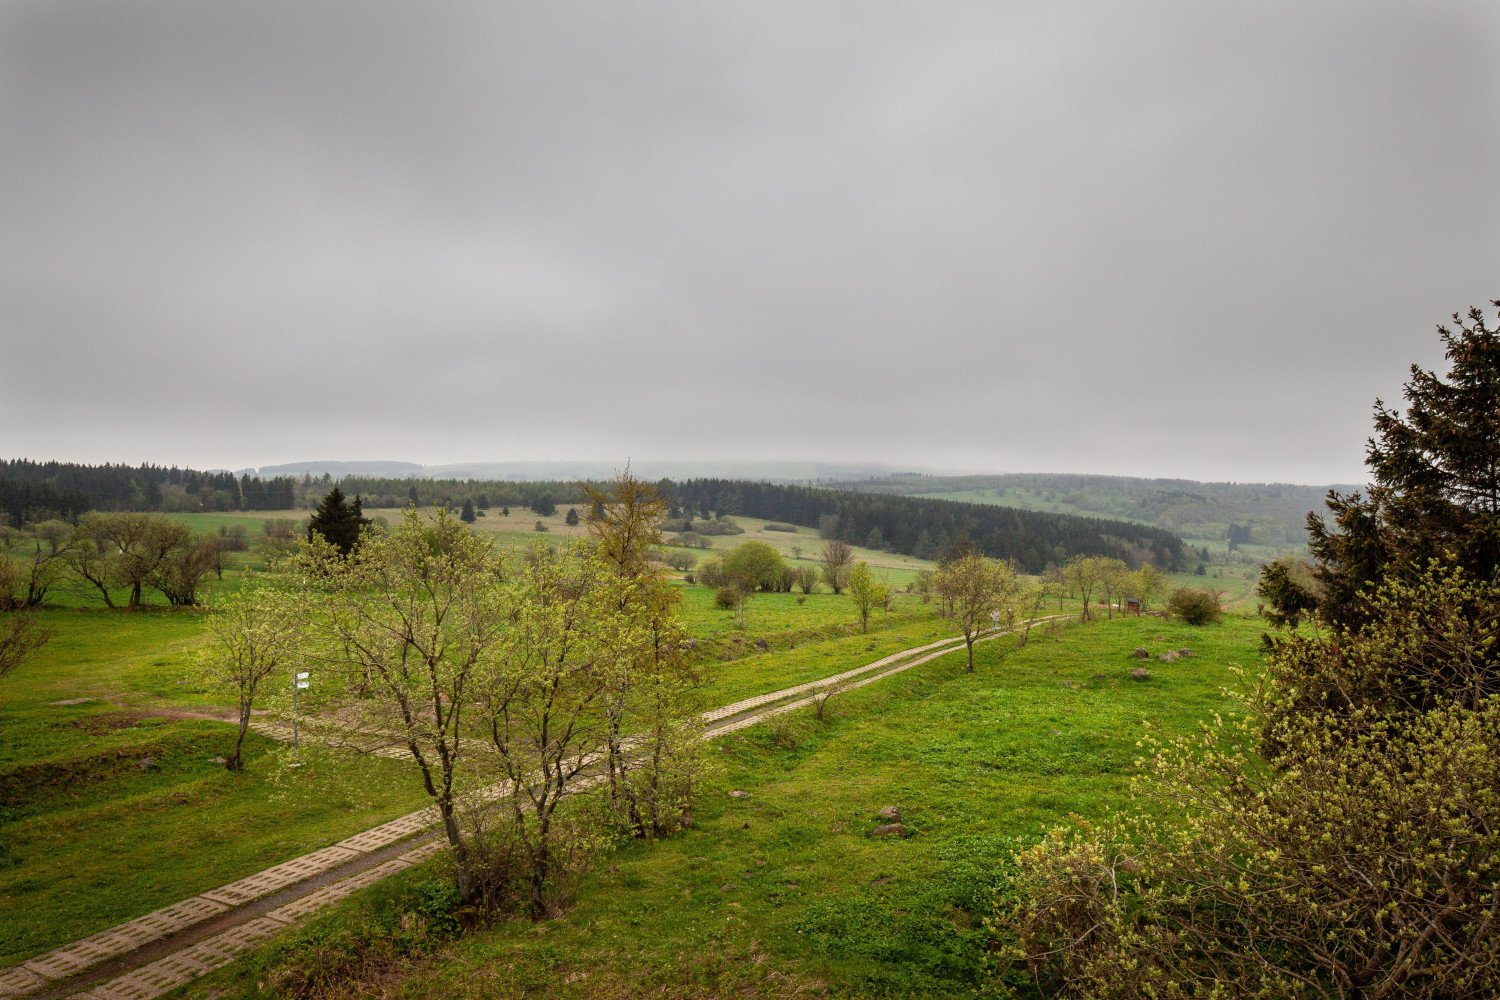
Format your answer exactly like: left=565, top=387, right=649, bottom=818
left=872, top=823, right=908, bottom=838
left=137, top=757, right=158, bottom=771
left=1156, top=651, right=1180, bottom=663
left=1177, top=648, right=1193, bottom=658
left=1130, top=667, right=1151, bottom=682
left=754, top=638, right=770, bottom=651
left=1132, top=647, right=1150, bottom=659
left=876, top=806, right=902, bottom=821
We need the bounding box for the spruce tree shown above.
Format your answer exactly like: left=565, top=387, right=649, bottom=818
left=1277, top=299, right=1500, bottom=628
left=460, top=498, right=477, bottom=523
left=565, top=507, right=580, bottom=526
left=308, top=486, right=369, bottom=556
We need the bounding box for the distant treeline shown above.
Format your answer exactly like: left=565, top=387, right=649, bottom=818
left=335, top=476, right=592, bottom=511
left=2, top=461, right=1187, bottom=571
left=1, top=459, right=299, bottom=526
left=666, top=479, right=1186, bottom=572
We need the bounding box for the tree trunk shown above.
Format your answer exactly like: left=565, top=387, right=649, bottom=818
left=965, top=635, right=975, bottom=673
left=228, top=702, right=251, bottom=771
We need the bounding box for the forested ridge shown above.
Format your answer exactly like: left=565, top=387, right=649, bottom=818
left=0, top=459, right=298, bottom=526
left=669, top=479, right=1186, bottom=571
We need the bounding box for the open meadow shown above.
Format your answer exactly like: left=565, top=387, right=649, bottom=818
left=182, top=613, right=1263, bottom=998
left=0, top=502, right=1256, bottom=997
left=0, top=517, right=970, bottom=968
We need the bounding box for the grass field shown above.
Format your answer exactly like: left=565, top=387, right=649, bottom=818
left=2, top=505, right=1239, bottom=986
left=189, top=612, right=1264, bottom=998
left=360, top=506, right=935, bottom=588
left=0, top=564, right=954, bottom=966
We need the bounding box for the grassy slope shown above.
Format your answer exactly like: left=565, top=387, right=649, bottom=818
left=0, top=571, right=951, bottom=964
left=197, top=613, right=1263, bottom=999
left=0, top=608, right=431, bottom=965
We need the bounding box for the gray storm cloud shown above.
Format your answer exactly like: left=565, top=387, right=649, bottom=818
left=2, top=1, right=1497, bottom=482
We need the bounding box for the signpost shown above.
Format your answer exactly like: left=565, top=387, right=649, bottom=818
left=292, top=671, right=310, bottom=766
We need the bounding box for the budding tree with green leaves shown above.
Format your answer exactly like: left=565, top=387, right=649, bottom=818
left=846, top=560, right=888, bottom=633
left=286, top=508, right=506, bottom=902
left=934, top=554, right=1018, bottom=672
left=583, top=469, right=704, bottom=840
left=200, top=587, right=302, bottom=771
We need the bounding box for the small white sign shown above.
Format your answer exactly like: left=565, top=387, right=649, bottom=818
left=295, top=672, right=310, bottom=680
left=296, top=681, right=310, bottom=690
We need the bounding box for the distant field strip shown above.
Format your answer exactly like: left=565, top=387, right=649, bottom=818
left=4, top=619, right=1062, bottom=1000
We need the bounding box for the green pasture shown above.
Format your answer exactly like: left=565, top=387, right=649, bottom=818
left=193, top=613, right=1265, bottom=999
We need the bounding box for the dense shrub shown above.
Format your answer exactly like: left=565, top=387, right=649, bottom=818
left=763, top=522, right=799, bottom=532
left=1166, top=586, right=1221, bottom=625
left=691, top=517, right=744, bottom=537
left=723, top=541, right=786, bottom=592
left=713, top=585, right=741, bottom=610
left=990, top=567, right=1500, bottom=999
left=698, top=556, right=725, bottom=588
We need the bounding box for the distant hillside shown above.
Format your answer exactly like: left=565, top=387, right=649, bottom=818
left=255, top=460, right=426, bottom=478
left=256, top=460, right=902, bottom=482
left=831, top=473, right=1362, bottom=547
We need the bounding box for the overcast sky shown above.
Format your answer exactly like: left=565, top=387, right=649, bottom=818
left=2, top=1, right=1497, bottom=484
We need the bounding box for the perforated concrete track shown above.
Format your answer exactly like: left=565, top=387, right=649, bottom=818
left=3, top=619, right=1060, bottom=999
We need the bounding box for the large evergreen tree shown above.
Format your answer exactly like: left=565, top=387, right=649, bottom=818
left=308, top=486, right=370, bottom=555
left=1289, top=299, right=1500, bottom=627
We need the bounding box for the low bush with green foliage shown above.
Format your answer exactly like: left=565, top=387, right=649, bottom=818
left=1166, top=586, right=1222, bottom=625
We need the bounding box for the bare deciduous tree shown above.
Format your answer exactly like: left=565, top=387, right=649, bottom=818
left=0, top=610, right=50, bottom=681
left=820, top=538, right=854, bottom=594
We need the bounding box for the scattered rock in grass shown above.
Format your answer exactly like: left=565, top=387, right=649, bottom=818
left=1130, top=668, right=1151, bottom=682
left=754, top=638, right=769, bottom=651
left=48, top=697, right=96, bottom=706
left=872, top=823, right=908, bottom=838
left=1092, top=673, right=1109, bottom=680
left=729, top=789, right=750, bottom=799
left=1177, top=648, right=1193, bottom=658
left=208, top=756, right=227, bottom=765
left=741, top=822, right=750, bottom=829
left=877, top=806, right=902, bottom=821
left=681, top=638, right=699, bottom=650
left=137, top=757, right=158, bottom=771
left=1157, top=651, right=1180, bottom=662
left=1132, top=647, right=1150, bottom=659
left=1152, top=635, right=1167, bottom=642
left=720, top=883, right=735, bottom=892
left=1050, top=728, right=1061, bottom=735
